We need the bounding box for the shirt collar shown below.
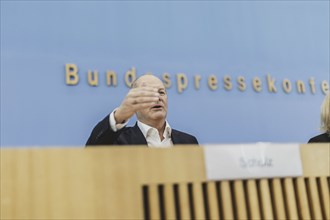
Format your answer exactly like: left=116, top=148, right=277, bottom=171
left=137, top=120, right=172, bottom=139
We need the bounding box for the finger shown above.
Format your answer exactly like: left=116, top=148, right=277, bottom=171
left=129, top=89, right=159, bottom=99
left=131, top=96, right=159, bottom=105
left=132, top=86, right=158, bottom=93
left=134, top=102, right=157, bottom=111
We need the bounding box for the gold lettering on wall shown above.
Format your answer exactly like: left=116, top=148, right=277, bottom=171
left=296, top=80, right=306, bottom=94
left=194, top=75, right=201, bottom=90
left=125, top=67, right=136, bottom=88
left=106, top=71, right=117, bottom=87
left=223, top=75, right=232, bottom=91
left=282, top=79, right=292, bottom=94
left=65, top=64, right=79, bottom=85
left=309, top=78, right=316, bottom=94
left=321, top=80, right=329, bottom=94
left=87, top=70, right=98, bottom=86
left=176, top=73, right=188, bottom=93
left=162, top=73, right=171, bottom=89
left=237, top=76, right=246, bottom=91
left=64, top=64, right=328, bottom=96
left=252, top=77, right=262, bottom=92
left=267, top=74, right=277, bottom=93
left=208, top=75, right=218, bottom=91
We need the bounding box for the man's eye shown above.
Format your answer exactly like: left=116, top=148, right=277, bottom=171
left=159, top=91, right=166, bottom=96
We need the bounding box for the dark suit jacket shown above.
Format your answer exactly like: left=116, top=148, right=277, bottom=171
left=86, top=115, right=198, bottom=146
left=308, top=133, right=330, bottom=143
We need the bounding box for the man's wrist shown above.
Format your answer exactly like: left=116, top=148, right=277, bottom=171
left=114, top=108, right=127, bottom=124
left=109, top=108, right=129, bottom=131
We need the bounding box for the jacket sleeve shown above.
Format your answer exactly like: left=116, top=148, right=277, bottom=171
left=85, top=115, right=122, bottom=146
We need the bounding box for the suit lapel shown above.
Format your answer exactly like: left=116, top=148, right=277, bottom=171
left=130, top=123, right=148, bottom=145
left=171, top=130, right=179, bottom=144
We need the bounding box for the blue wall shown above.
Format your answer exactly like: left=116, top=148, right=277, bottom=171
left=1, top=1, right=329, bottom=147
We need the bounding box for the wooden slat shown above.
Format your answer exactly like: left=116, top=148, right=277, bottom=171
left=163, top=184, right=176, bottom=220
left=178, top=183, right=190, bottom=220
left=149, top=185, right=160, bottom=220
left=295, top=177, right=311, bottom=220
left=220, top=181, right=234, bottom=220
left=233, top=180, right=247, bottom=220
left=318, top=177, right=330, bottom=220
left=270, top=178, right=286, bottom=220
left=207, top=182, right=220, bottom=220
left=306, top=177, right=323, bottom=220
left=283, top=178, right=298, bottom=220
left=246, top=180, right=261, bottom=219
left=192, top=182, right=205, bottom=220
left=258, top=179, right=274, bottom=220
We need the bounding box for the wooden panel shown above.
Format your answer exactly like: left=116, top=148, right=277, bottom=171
left=149, top=185, right=160, bottom=220
left=233, top=180, right=248, bottom=220
left=1, top=146, right=205, bottom=220
left=270, top=178, right=286, bottom=219
left=191, top=182, right=205, bottom=220
left=1, top=144, right=329, bottom=220
left=220, top=181, right=234, bottom=220
left=295, top=177, right=311, bottom=220
left=300, top=144, right=330, bottom=177
left=246, top=180, right=261, bottom=219
left=306, top=177, right=323, bottom=220
left=163, top=184, right=176, bottom=220
left=318, top=177, right=330, bottom=220
left=206, top=182, right=220, bottom=220
left=258, top=179, right=273, bottom=220
left=283, top=178, right=298, bottom=220
left=178, top=183, right=190, bottom=219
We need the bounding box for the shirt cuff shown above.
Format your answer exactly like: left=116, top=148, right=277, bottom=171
left=109, top=108, right=129, bottom=132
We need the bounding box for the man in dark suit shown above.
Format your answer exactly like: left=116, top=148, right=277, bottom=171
left=86, top=74, right=198, bottom=147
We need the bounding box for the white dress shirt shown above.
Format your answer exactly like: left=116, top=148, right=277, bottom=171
left=109, top=110, right=173, bottom=148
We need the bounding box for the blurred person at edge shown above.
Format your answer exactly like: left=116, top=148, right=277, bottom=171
left=308, top=92, right=330, bottom=143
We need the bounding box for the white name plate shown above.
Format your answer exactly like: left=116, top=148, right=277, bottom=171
left=203, top=143, right=303, bottom=180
